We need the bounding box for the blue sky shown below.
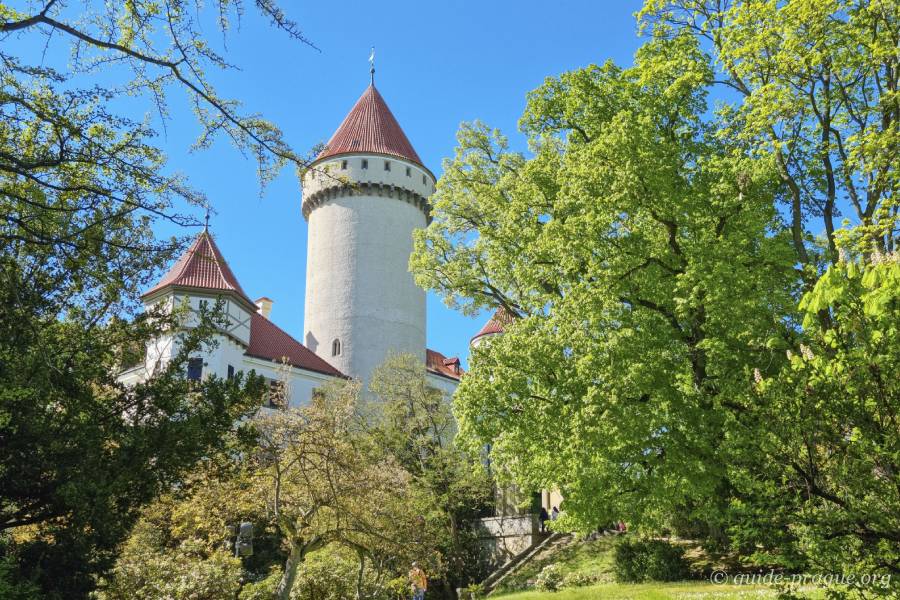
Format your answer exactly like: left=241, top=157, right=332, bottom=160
left=28, top=0, right=647, bottom=366
left=157, top=0, right=647, bottom=366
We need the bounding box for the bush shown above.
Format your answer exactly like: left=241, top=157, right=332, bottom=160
left=613, top=538, right=690, bottom=583
left=239, top=569, right=281, bottom=600
left=561, top=571, right=596, bottom=588
left=99, top=545, right=242, bottom=600
left=534, top=564, right=564, bottom=592
left=291, top=549, right=383, bottom=600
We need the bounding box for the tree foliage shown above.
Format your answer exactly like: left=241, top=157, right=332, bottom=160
left=100, top=358, right=493, bottom=600
left=0, top=1, right=311, bottom=597
left=411, top=0, right=899, bottom=590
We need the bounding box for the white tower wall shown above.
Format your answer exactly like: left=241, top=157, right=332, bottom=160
left=302, top=154, right=433, bottom=382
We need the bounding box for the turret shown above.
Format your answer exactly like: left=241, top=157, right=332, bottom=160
left=301, top=83, right=434, bottom=382
left=139, top=229, right=256, bottom=378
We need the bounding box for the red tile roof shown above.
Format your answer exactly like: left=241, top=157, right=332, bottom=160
left=246, top=312, right=344, bottom=377
left=143, top=231, right=253, bottom=306
left=426, top=348, right=463, bottom=381
left=471, top=307, right=517, bottom=343
left=316, top=85, right=423, bottom=167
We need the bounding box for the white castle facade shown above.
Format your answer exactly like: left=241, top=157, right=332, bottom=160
left=120, top=81, right=467, bottom=403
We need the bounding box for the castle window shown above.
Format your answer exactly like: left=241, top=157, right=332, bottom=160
left=422, top=175, right=426, bottom=184
left=361, top=159, right=368, bottom=169
left=227, top=364, right=235, bottom=380
left=406, top=166, right=411, bottom=177
left=341, top=160, right=347, bottom=170
left=187, top=357, right=203, bottom=381
left=384, top=160, right=391, bottom=171
left=331, top=338, right=341, bottom=357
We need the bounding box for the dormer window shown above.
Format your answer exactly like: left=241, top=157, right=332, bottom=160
left=384, top=160, right=391, bottom=171
left=361, top=159, right=368, bottom=169
left=331, top=338, right=341, bottom=356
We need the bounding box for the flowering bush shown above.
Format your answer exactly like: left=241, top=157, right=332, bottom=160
left=534, top=564, right=564, bottom=592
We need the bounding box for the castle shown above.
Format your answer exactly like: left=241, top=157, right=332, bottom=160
left=120, top=80, right=483, bottom=403
left=119, top=78, right=557, bottom=567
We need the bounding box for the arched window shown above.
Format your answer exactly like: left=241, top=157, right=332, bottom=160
left=331, top=338, right=341, bottom=356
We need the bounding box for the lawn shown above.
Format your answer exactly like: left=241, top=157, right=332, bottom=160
left=493, top=581, right=824, bottom=600
left=489, top=534, right=824, bottom=599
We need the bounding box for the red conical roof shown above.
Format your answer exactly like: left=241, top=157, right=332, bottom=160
left=316, top=85, right=423, bottom=167
left=471, top=307, right=517, bottom=343
left=143, top=230, right=253, bottom=306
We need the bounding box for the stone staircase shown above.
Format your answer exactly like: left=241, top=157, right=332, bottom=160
left=480, top=532, right=568, bottom=596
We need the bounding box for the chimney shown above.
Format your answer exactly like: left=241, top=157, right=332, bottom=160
left=255, top=296, right=274, bottom=319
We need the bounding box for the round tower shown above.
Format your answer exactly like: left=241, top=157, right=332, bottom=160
left=301, top=83, right=434, bottom=382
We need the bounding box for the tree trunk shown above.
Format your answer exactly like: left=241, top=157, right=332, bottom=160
left=355, top=549, right=366, bottom=600
left=276, top=541, right=305, bottom=600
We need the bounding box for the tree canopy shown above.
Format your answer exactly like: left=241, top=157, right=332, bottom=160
left=412, top=0, right=898, bottom=592
left=0, top=1, right=312, bottom=596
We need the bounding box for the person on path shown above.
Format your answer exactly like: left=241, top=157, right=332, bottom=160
left=409, top=562, right=428, bottom=600
left=551, top=506, right=560, bottom=521
left=539, top=506, right=550, bottom=532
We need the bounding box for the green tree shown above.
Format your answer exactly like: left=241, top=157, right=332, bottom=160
left=639, top=0, right=898, bottom=263
left=731, top=242, right=900, bottom=589
left=411, top=1, right=899, bottom=586
left=0, top=1, right=311, bottom=597
left=413, top=35, right=797, bottom=533
left=252, top=381, right=436, bottom=600
left=367, top=354, right=494, bottom=591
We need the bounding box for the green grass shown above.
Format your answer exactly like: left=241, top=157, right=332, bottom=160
left=490, top=534, right=824, bottom=599
left=494, top=581, right=824, bottom=600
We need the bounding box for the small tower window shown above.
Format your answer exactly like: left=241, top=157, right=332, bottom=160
left=331, top=338, right=341, bottom=357
left=341, top=160, right=347, bottom=170
left=361, top=159, right=368, bottom=169
left=422, top=175, right=426, bottom=184
left=384, top=160, right=391, bottom=171
left=227, top=364, right=235, bottom=380
left=187, top=357, right=203, bottom=381
left=406, top=166, right=411, bottom=177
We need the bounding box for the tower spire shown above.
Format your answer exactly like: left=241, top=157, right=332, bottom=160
left=369, top=46, right=375, bottom=85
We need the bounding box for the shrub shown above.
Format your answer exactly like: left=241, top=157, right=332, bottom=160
left=613, top=538, right=690, bottom=583
left=291, top=548, right=383, bottom=600
left=534, top=564, right=564, bottom=592
left=561, top=571, right=596, bottom=588
left=459, top=582, right=485, bottom=599
left=239, top=569, right=281, bottom=600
